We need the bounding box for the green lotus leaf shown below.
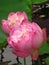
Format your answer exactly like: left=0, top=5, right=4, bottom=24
left=32, top=0, right=48, bottom=4
left=0, top=26, right=7, bottom=49
left=39, top=42, right=49, bottom=54
left=45, top=57, right=49, bottom=65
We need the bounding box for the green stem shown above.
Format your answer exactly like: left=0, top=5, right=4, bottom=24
left=24, top=58, right=26, bottom=65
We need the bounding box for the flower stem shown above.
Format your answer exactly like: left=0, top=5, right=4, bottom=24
left=16, top=56, right=22, bottom=64
left=24, top=58, right=26, bottom=65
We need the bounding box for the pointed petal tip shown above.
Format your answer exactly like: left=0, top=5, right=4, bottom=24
left=42, top=28, right=47, bottom=42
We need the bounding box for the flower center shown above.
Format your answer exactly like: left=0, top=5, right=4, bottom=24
left=11, top=16, right=24, bottom=25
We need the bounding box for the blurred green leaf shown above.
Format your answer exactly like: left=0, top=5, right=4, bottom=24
left=0, top=26, right=7, bottom=48
left=0, top=0, right=32, bottom=23
left=23, top=0, right=32, bottom=8
left=32, top=0, right=48, bottom=4
left=39, top=42, right=49, bottom=54
left=45, top=57, right=49, bottom=65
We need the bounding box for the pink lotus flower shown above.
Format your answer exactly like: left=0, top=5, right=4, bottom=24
left=2, top=12, right=28, bottom=34
left=7, top=22, right=47, bottom=60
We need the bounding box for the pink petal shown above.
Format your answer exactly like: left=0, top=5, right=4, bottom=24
left=32, top=22, right=42, bottom=33
left=16, top=11, right=28, bottom=20
left=7, top=35, right=32, bottom=53
left=12, top=50, right=30, bottom=58
left=2, top=19, right=10, bottom=34
left=8, top=12, right=15, bottom=20
left=30, top=22, right=44, bottom=49
left=22, top=12, right=28, bottom=20
left=7, top=37, right=14, bottom=48
left=7, top=37, right=20, bottom=51
left=42, top=28, right=47, bottom=42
